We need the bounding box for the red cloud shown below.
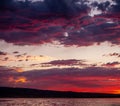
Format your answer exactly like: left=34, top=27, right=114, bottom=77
left=0, top=14, right=120, bottom=46
left=0, top=1, right=120, bottom=46
left=1, top=66, right=120, bottom=93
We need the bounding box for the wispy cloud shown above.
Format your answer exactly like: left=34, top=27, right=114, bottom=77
left=40, top=59, right=87, bottom=67
left=103, top=52, right=120, bottom=58
left=102, top=61, right=120, bottom=68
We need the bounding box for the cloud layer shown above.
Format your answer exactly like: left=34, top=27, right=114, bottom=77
left=0, top=66, right=120, bottom=93
left=0, top=0, right=120, bottom=46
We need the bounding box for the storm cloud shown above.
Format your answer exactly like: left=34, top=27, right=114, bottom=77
left=0, top=0, right=120, bottom=46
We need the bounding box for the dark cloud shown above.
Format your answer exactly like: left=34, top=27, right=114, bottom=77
left=30, top=63, right=39, bottom=67
left=0, top=66, right=17, bottom=75
left=18, top=60, right=23, bottom=62
left=15, top=53, right=28, bottom=59
left=41, top=59, right=87, bottom=67
left=0, top=0, right=120, bottom=46
left=109, top=53, right=120, bottom=57
left=0, top=0, right=15, bottom=11
left=102, top=62, right=120, bottom=67
left=20, top=67, right=120, bottom=79
left=0, top=66, right=120, bottom=91
left=91, top=1, right=111, bottom=12
left=111, top=0, right=120, bottom=13
left=103, top=52, right=120, bottom=58
left=15, top=54, right=23, bottom=58
left=90, top=0, right=120, bottom=13
left=26, top=59, right=29, bottom=61
left=0, top=51, right=7, bottom=55
left=39, top=55, right=45, bottom=57
left=29, top=59, right=89, bottom=68
left=3, top=57, right=9, bottom=61
left=13, top=51, right=19, bottom=54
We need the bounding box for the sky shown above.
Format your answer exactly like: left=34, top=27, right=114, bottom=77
left=0, top=0, right=120, bottom=94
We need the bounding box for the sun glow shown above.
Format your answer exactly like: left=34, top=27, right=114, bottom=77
left=15, top=77, right=27, bottom=83
left=8, top=77, right=27, bottom=83
left=112, top=90, right=120, bottom=94
left=13, top=67, right=24, bottom=72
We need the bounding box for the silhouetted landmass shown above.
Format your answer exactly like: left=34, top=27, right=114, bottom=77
left=0, top=87, right=120, bottom=98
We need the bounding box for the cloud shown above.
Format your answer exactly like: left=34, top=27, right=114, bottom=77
left=102, top=62, right=120, bottom=67
left=0, top=51, right=7, bottom=55
left=90, top=0, right=115, bottom=12
left=0, top=51, right=53, bottom=67
left=15, top=54, right=23, bottom=58
left=0, top=66, right=28, bottom=87
left=110, top=0, right=120, bottom=13
left=0, top=0, right=120, bottom=47
left=109, top=53, right=120, bottom=57
left=8, top=76, right=27, bottom=83
left=0, top=66, right=120, bottom=92
left=20, top=67, right=120, bottom=79
left=13, top=51, right=19, bottom=54
left=41, top=59, right=87, bottom=67
left=3, top=57, right=9, bottom=61
left=103, top=52, right=120, bottom=58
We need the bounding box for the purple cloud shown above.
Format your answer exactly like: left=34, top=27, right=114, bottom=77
left=0, top=66, right=120, bottom=91
left=0, top=51, right=7, bottom=55
left=102, top=61, right=120, bottom=67
left=41, top=59, right=87, bottom=67
left=0, top=0, right=120, bottom=46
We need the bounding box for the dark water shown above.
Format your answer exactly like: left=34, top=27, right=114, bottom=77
left=0, top=98, right=120, bottom=106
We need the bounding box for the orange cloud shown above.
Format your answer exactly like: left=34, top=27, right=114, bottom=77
left=15, top=77, right=27, bottom=83
left=2, top=67, right=120, bottom=94
left=12, top=67, right=24, bottom=72
left=8, top=77, right=27, bottom=83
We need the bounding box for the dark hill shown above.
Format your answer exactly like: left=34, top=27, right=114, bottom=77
left=0, top=87, right=120, bottom=98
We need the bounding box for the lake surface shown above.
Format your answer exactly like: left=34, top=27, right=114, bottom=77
left=0, top=98, right=120, bottom=106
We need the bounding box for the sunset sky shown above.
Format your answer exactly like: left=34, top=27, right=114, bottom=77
left=0, top=0, right=120, bottom=94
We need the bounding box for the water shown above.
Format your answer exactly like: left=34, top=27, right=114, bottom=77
left=0, top=98, right=120, bottom=106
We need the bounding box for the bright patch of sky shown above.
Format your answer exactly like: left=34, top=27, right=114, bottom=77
left=0, top=40, right=120, bottom=71
left=87, top=0, right=116, bottom=17
left=88, top=0, right=116, bottom=4
left=89, top=7, right=102, bottom=17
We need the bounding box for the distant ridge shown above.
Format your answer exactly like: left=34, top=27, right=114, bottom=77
left=0, top=87, right=120, bottom=98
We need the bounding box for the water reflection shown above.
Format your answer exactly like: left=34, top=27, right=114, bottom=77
left=0, top=98, right=120, bottom=106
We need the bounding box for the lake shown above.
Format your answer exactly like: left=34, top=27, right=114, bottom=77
left=0, top=98, right=120, bottom=106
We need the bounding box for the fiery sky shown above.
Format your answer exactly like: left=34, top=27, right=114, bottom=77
left=0, top=0, right=120, bottom=94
